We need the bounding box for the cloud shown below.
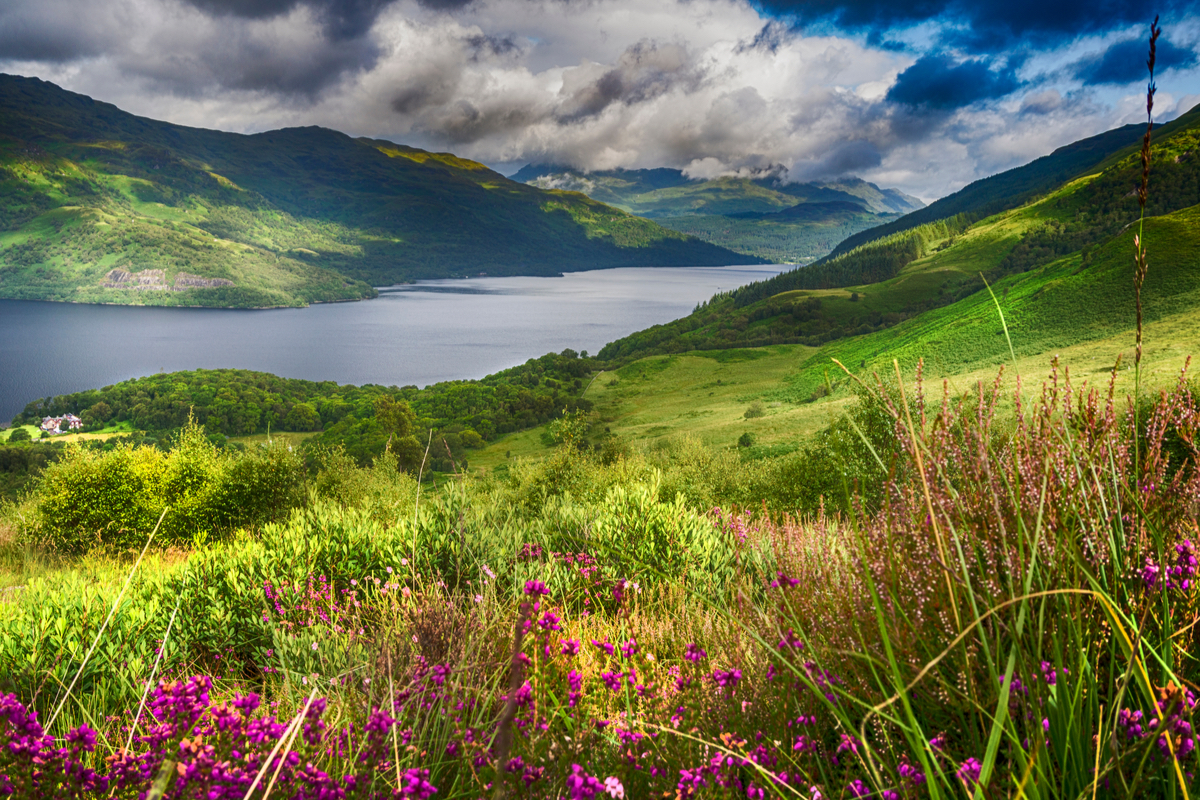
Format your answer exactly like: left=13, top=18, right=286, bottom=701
left=185, top=0, right=394, bottom=40
left=886, top=54, right=1021, bottom=109
left=760, top=0, right=1192, bottom=53
left=557, top=40, right=702, bottom=122
left=2, top=0, right=1198, bottom=202
left=0, top=0, right=385, bottom=94
left=1019, top=88, right=1064, bottom=115
left=1071, top=35, right=1198, bottom=86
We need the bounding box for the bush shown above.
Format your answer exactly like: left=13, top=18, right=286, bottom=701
left=5, top=429, right=30, bottom=444
left=30, top=419, right=305, bottom=552
left=743, top=401, right=765, bottom=419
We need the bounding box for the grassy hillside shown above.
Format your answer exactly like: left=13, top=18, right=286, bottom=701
left=597, top=107, right=1200, bottom=362
left=0, top=75, right=751, bottom=308
left=513, top=164, right=921, bottom=262
left=823, top=102, right=1200, bottom=260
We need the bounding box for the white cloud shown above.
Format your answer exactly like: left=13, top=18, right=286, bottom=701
left=3, top=0, right=1199, bottom=199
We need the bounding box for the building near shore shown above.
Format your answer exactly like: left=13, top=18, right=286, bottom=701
left=40, top=414, right=82, bottom=434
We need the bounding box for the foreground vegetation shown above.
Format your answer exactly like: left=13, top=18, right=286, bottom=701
left=3, top=354, right=1200, bottom=797
left=3, top=26, right=1197, bottom=799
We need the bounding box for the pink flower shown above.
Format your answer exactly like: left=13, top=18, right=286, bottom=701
left=604, top=776, right=625, bottom=798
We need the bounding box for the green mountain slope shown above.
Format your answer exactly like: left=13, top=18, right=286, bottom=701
left=820, top=106, right=1200, bottom=260
left=598, top=106, right=1200, bottom=364
left=511, top=164, right=923, bottom=263
left=0, top=75, right=752, bottom=308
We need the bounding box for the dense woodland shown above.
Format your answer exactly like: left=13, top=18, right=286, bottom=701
left=10, top=350, right=600, bottom=477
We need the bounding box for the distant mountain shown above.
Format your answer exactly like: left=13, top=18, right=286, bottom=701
left=510, top=164, right=923, bottom=263
left=0, top=75, right=753, bottom=309
left=511, top=164, right=924, bottom=217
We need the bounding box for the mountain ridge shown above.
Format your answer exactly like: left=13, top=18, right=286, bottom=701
left=511, top=163, right=922, bottom=263
left=510, top=163, right=924, bottom=217
left=0, top=74, right=755, bottom=308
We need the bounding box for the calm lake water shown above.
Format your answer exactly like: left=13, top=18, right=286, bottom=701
left=0, top=264, right=787, bottom=423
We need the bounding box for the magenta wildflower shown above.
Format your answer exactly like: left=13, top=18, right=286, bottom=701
left=683, top=643, right=707, bottom=663
left=898, top=758, right=926, bottom=785
left=1119, top=708, right=1146, bottom=741
left=568, top=669, right=583, bottom=707
left=956, top=757, right=982, bottom=788
left=562, top=638, right=581, bottom=656
left=566, top=764, right=605, bottom=799
left=778, top=628, right=804, bottom=650
left=400, top=767, right=438, bottom=798
left=524, top=580, right=549, bottom=597
left=771, top=571, right=802, bottom=589
left=591, top=639, right=616, bottom=656
left=711, top=668, right=741, bottom=689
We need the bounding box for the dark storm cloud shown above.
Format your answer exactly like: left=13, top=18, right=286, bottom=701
left=1072, top=36, right=1198, bottom=86
left=0, top=0, right=387, bottom=95
left=434, top=99, right=543, bottom=143
left=558, top=40, right=702, bottom=122
left=886, top=54, right=1021, bottom=109
left=0, top=24, right=102, bottom=62
left=757, top=0, right=1192, bottom=52
left=0, top=2, right=120, bottom=62
left=185, top=0, right=393, bottom=40
left=413, top=0, right=476, bottom=9
left=391, top=70, right=460, bottom=113
left=185, top=0, right=299, bottom=19
left=220, top=40, right=381, bottom=93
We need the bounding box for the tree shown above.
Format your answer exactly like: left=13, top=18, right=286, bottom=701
left=374, top=396, right=415, bottom=438
left=82, top=401, right=113, bottom=429
left=6, top=428, right=31, bottom=443
left=284, top=402, right=320, bottom=432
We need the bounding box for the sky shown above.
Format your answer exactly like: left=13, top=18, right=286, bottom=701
left=2, top=0, right=1199, bottom=201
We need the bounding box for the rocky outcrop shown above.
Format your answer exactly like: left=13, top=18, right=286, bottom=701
left=173, top=272, right=234, bottom=289
left=102, top=268, right=168, bottom=290
left=102, top=268, right=234, bottom=291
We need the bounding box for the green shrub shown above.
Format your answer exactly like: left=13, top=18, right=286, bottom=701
left=31, top=420, right=305, bottom=552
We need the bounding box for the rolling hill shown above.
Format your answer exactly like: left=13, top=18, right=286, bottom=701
left=511, top=164, right=923, bottom=263
left=597, top=102, right=1200, bottom=379
left=0, top=74, right=751, bottom=308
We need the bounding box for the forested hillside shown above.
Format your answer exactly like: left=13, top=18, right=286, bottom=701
left=0, top=75, right=750, bottom=308
left=12, top=351, right=599, bottom=468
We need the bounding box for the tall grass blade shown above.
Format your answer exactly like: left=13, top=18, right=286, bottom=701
left=46, top=506, right=170, bottom=732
